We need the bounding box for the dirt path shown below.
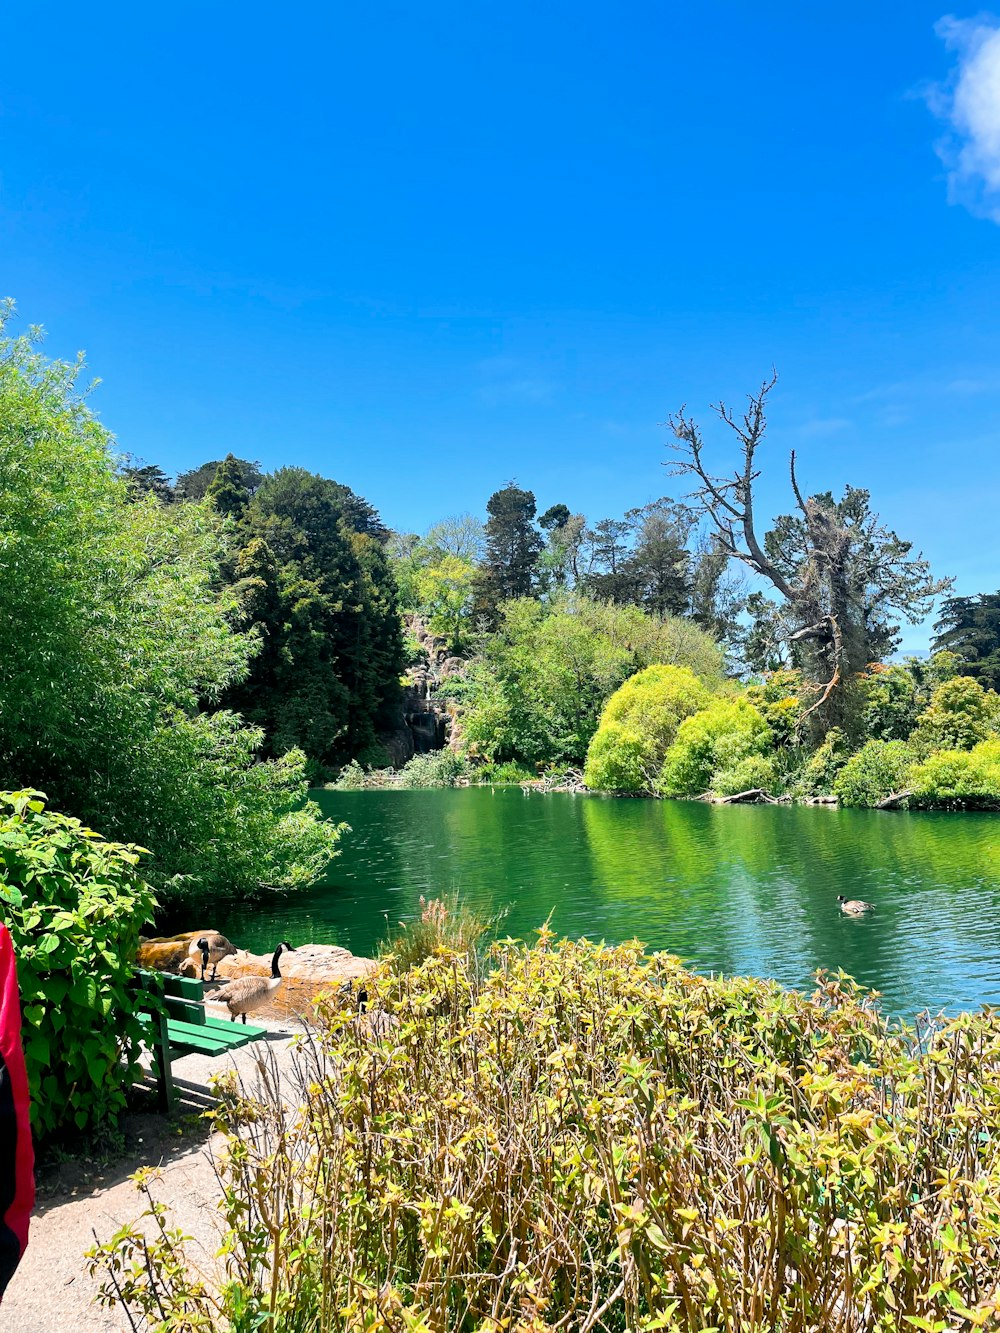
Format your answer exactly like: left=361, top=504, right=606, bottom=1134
left=1, top=1012, right=307, bottom=1332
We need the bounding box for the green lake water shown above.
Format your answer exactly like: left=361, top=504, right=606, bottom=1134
left=212, top=788, right=1000, bottom=1020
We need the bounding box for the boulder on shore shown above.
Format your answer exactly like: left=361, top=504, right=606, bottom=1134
left=137, top=931, right=375, bottom=990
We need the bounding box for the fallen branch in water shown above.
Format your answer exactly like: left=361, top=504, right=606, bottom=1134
left=875, top=789, right=912, bottom=810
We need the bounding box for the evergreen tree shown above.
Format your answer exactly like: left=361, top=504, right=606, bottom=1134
left=120, top=460, right=176, bottom=503
left=176, top=456, right=263, bottom=501
left=223, top=468, right=404, bottom=768
left=205, top=452, right=253, bottom=519
left=932, top=592, right=1000, bottom=692
left=473, top=484, right=543, bottom=625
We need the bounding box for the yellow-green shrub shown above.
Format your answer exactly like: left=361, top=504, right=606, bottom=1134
left=910, top=675, right=1000, bottom=752
left=583, top=664, right=712, bottom=792
left=94, top=938, right=1000, bottom=1331
left=659, top=697, right=772, bottom=795
left=909, top=737, right=1000, bottom=809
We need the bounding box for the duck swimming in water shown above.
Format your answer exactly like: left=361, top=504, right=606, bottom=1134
left=838, top=895, right=875, bottom=916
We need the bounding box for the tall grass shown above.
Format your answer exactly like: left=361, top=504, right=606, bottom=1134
left=92, top=936, right=1000, bottom=1330
left=376, top=893, right=501, bottom=971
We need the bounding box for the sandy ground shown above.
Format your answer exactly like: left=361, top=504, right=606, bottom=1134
left=0, top=998, right=314, bottom=1333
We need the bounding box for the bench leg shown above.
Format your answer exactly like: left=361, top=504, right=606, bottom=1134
left=151, top=1009, right=175, bottom=1114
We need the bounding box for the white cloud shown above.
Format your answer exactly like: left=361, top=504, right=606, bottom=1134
left=930, top=15, right=1000, bottom=220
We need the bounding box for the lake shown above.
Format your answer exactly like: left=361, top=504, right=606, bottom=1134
left=213, top=788, right=1000, bottom=1020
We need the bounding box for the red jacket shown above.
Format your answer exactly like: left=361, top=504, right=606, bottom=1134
left=0, top=925, right=33, bottom=1299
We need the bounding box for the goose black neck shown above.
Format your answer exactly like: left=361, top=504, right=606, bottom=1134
left=270, top=945, right=284, bottom=978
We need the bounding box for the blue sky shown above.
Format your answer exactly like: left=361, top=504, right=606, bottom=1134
left=3, top=4, right=1000, bottom=649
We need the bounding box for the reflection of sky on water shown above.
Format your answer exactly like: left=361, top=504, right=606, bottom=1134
left=203, top=790, right=1000, bottom=1021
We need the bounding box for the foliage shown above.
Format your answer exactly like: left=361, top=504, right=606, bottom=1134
left=413, top=554, right=476, bottom=650
left=910, top=674, right=1000, bottom=753
left=712, top=751, right=781, bottom=796
left=331, top=750, right=471, bottom=790
left=0, top=314, right=339, bottom=899
left=933, top=590, right=1000, bottom=692
left=475, top=759, right=535, bottom=784
left=795, top=727, right=848, bottom=796
left=909, top=739, right=1000, bottom=810
left=744, top=669, right=804, bottom=740
left=584, top=664, right=714, bottom=792
left=94, top=937, right=1000, bottom=1332
left=174, top=455, right=263, bottom=502
left=460, top=595, right=723, bottom=769
left=0, top=791, right=156, bottom=1140
left=660, top=698, right=774, bottom=796
left=832, top=739, right=916, bottom=808
left=471, top=483, right=543, bottom=626
left=377, top=894, right=500, bottom=971
left=220, top=467, right=405, bottom=767
left=858, top=663, right=921, bottom=742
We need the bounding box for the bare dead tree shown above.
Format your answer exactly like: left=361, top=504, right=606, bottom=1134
left=666, top=375, right=951, bottom=733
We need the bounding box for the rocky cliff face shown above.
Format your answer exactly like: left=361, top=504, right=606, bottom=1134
left=381, top=617, right=466, bottom=757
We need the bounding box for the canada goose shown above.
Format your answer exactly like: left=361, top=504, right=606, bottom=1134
left=212, top=942, right=295, bottom=1022
left=838, top=895, right=875, bottom=916
left=188, top=933, right=238, bottom=981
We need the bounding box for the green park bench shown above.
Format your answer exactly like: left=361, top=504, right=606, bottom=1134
left=135, top=969, right=268, bottom=1113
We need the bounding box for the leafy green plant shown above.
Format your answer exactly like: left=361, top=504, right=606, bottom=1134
left=659, top=697, right=773, bottom=795
left=833, top=739, right=916, bottom=807
left=475, top=759, right=534, bottom=784
left=93, top=937, right=1000, bottom=1331
left=909, top=738, right=1000, bottom=810
left=377, top=894, right=501, bottom=971
left=910, top=674, right=1000, bottom=753
left=0, top=790, right=156, bottom=1139
left=584, top=663, right=714, bottom=792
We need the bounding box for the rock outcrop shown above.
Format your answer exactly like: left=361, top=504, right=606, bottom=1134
left=138, top=930, right=375, bottom=989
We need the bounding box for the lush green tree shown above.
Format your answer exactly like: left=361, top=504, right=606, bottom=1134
left=120, top=458, right=175, bottom=503
left=415, top=555, right=476, bottom=650
left=0, top=310, right=341, bottom=897
left=472, top=484, right=543, bottom=625
left=583, top=664, right=714, bottom=792
left=932, top=592, right=1000, bottom=692
left=859, top=664, right=921, bottom=743
left=582, top=517, right=635, bottom=602
left=668, top=377, right=951, bottom=734
left=623, top=500, right=692, bottom=618
left=0, top=790, right=157, bottom=1138
left=205, top=451, right=253, bottom=519
left=660, top=699, right=774, bottom=796
left=910, top=676, right=1000, bottom=753
left=176, top=455, right=263, bottom=501
left=456, top=596, right=723, bottom=768
left=833, top=740, right=916, bottom=808
left=539, top=509, right=586, bottom=591
left=222, top=467, right=404, bottom=767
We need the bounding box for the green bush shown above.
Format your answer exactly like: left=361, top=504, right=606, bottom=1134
left=475, top=760, right=534, bottom=785
left=659, top=698, right=772, bottom=796
left=910, top=675, right=1000, bottom=753
left=833, top=739, right=916, bottom=808
left=794, top=727, right=848, bottom=797
left=0, top=791, right=156, bottom=1139
left=377, top=894, right=501, bottom=971
left=93, top=938, right=1000, bottom=1331
left=584, top=664, right=713, bottom=792
left=712, top=752, right=782, bottom=796
left=909, top=739, right=1000, bottom=810
left=397, top=750, right=470, bottom=788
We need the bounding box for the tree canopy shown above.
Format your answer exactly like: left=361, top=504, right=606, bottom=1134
left=0, top=310, right=341, bottom=898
